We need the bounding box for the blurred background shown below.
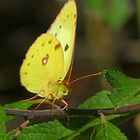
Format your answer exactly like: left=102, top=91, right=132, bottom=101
left=0, top=0, right=140, bottom=139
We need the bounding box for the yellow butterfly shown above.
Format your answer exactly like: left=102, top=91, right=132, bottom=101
left=20, top=0, right=77, bottom=109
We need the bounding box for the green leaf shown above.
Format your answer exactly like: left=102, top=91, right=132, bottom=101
left=79, top=90, right=114, bottom=109
left=6, top=120, right=74, bottom=140
left=78, top=70, right=140, bottom=109
left=85, top=0, right=104, bottom=18
left=0, top=106, right=6, bottom=140
left=90, top=122, right=128, bottom=140
left=4, top=100, right=34, bottom=122
left=108, top=89, right=137, bottom=107
left=128, top=94, right=140, bottom=105
left=104, top=70, right=140, bottom=90
left=66, top=115, right=121, bottom=140
left=4, top=100, right=34, bottom=110
left=85, top=0, right=132, bottom=30
left=104, top=70, right=140, bottom=108
left=103, top=0, right=132, bottom=30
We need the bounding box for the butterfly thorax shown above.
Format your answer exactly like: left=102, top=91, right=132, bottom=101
left=38, top=81, right=70, bottom=100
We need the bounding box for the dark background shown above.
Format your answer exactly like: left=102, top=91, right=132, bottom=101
left=0, top=0, right=140, bottom=139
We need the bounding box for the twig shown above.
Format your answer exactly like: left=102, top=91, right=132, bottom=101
left=5, top=104, right=140, bottom=119
left=6, top=109, right=65, bottom=119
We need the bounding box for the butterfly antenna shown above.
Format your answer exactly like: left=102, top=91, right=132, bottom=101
left=70, top=72, right=102, bottom=85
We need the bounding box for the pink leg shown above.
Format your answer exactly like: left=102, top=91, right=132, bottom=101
left=34, top=90, right=52, bottom=110
left=52, top=97, right=57, bottom=109
left=34, top=97, right=47, bottom=110
left=61, top=99, right=68, bottom=112
left=22, top=94, right=38, bottom=101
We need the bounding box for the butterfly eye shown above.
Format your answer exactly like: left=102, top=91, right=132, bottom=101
left=62, top=86, right=67, bottom=94
left=63, top=89, right=66, bottom=93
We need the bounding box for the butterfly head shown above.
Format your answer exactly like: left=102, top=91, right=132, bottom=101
left=56, top=80, right=71, bottom=99
left=45, top=81, right=70, bottom=100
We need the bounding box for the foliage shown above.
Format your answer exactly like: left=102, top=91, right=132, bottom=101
left=0, top=70, right=140, bottom=139
left=84, top=0, right=133, bottom=30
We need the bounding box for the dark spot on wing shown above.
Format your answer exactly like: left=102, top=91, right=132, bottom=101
left=74, top=14, right=76, bottom=18
left=46, top=54, right=49, bottom=58
left=55, top=33, right=57, bottom=37
left=24, top=72, right=27, bottom=75
left=67, top=14, right=69, bottom=18
left=59, top=25, right=61, bottom=29
left=48, top=39, right=52, bottom=44
left=42, top=54, right=49, bottom=65
left=65, top=44, right=69, bottom=52
left=42, top=42, right=45, bottom=46
left=55, top=43, right=61, bottom=50
left=31, top=54, right=34, bottom=58
left=27, top=62, right=30, bottom=66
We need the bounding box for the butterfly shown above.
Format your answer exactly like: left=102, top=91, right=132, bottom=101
left=20, top=0, right=77, bottom=109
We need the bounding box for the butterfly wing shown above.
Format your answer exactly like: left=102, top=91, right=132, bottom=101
left=48, top=0, right=77, bottom=80
left=20, top=33, right=64, bottom=97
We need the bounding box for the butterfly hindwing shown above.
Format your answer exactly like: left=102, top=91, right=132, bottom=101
left=20, top=34, right=64, bottom=96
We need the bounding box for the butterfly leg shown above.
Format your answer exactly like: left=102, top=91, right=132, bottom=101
left=34, top=89, right=50, bottom=110
left=22, top=89, right=46, bottom=102
left=49, top=94, right=57, bottom=116
left=61, top=99, right=68, bottom=112
left=22, top=94, right=38, bottom=101
left=51, top=94, right=58, bottom=109
left=61, top=99, right=70, bottom=124
left=34, top=97, right=48, bottom=110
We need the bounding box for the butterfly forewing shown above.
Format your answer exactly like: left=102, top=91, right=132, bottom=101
left=48, top=0, right=77, bottom=80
